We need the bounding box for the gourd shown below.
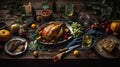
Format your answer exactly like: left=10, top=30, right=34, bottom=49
left=0, top=29, right=11, bottom=42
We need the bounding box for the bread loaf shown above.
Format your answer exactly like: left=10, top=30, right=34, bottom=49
left=102, top=39, right=116, bottom=53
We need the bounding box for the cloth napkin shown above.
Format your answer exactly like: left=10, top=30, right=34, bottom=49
left=65, top=29, right=104, bottom=50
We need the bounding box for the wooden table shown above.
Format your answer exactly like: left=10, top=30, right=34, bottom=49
left=0, top=19, right=98, bottom=59
left=0, top=10, right=119, bottom=67
left=0, top=50, right=119, bottom=66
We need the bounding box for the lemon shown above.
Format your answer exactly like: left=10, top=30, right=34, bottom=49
left=73, top=50, right=79, bottom=56
left=31, top=24, right=36, bottom=29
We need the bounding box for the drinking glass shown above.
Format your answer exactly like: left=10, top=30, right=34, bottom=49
left=65, top=3, right=74, bottom=17
left=78, top=12, right=90, bottom=27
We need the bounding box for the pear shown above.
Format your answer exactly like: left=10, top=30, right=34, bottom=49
left=10, top=23, right=20, bottom=34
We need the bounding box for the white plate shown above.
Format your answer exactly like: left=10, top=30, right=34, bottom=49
left=4, top=37, right=28, bottom=56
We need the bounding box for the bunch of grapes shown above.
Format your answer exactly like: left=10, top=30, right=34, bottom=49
left=71, top=22, right=84, bottom=38
left=86, top=20, right=113, bottom=34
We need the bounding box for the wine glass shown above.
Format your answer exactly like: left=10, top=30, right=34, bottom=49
left=65, top=3, right=74, bottom=17
left=78, top=11, right=90, bottom=28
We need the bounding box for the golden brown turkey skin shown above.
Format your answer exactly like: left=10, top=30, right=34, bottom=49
left=42, top=22, right=64, bottom=40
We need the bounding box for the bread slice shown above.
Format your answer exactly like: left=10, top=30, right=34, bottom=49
left=102, top=39, right=116, bottom=53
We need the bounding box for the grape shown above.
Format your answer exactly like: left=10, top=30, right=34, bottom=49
left=71, top=22, right=84, bottom=38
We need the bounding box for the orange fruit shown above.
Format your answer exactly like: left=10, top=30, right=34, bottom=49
left=73, top=50, right=79, bottom=56
left=31, top=24, right=36, bottom=29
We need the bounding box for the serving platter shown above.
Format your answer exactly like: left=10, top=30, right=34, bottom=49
left=94, top=35, right=120, bottom=58
left=36, top=21, right=73, bottom=45
left=4, top=36, right=28, bottom=56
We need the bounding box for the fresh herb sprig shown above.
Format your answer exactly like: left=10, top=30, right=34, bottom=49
left=29, top=32, right=44, bottom=50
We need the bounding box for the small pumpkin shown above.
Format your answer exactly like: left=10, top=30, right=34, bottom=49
left=0, top=29, right=11, bottom=42
left=110, top=20, right=120, bottom=33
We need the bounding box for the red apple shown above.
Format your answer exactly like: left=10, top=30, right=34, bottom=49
left=90, top=24, right=95, bottom=29
left=105, top=28, right=112, bottom=34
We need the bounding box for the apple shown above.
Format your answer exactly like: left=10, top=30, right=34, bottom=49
left=105, top=28, right=112, bottom=34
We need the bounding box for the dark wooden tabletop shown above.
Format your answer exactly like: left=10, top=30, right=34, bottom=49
left=0, top=9, right=119, bottom=67
left=0, top=49, right=99, bottom=59
left=1, top=19, right=118, bottom=67
left=0, top=13, right=100, bottom=60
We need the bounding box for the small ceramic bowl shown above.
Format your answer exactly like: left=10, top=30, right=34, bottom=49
left=0, top=22, right=7, bottom=30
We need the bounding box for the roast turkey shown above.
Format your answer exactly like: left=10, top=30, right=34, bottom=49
left=42, top=21, right=65, bottom=40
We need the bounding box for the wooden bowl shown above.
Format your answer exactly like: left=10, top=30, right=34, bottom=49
left=41, top=10, right=52, bottom=20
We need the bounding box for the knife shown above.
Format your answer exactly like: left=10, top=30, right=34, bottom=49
left=54, top=44, right=81, bottom=63
left=58, top=44, right=81, bottom=52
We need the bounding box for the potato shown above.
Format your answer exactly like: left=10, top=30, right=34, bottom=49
left=18, top=45, right=25, bottom=51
